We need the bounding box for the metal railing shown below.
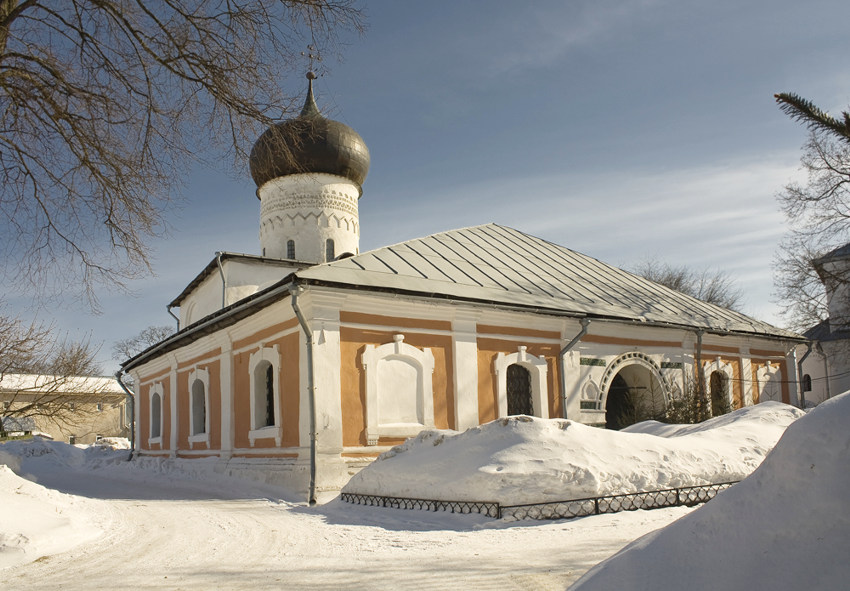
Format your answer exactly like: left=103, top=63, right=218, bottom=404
left=341, top=481, right=738, bottom=521
left=340, top=492, right=500, bottom=518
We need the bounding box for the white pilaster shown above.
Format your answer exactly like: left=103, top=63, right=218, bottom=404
left=219, top=333, right=234, bottom=458
left=452, top=312, right=480, bottom=430
left=168, top=353, right=178, bottom=457
left=740, top=350, right=754, bottom=406
left=562, top=349, right=583, bottom=420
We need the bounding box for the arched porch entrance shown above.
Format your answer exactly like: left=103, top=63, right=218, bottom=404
left=604, top=361, right=667, bottom=430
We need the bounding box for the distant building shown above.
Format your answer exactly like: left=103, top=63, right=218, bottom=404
left=0, top=374, right=129, bottom=444
left=798, top=243, right=850, bottom=405
left=122, top=75, right=804, bottom=500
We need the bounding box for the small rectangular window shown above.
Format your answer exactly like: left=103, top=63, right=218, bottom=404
left=69, top=435, right=76, bottom=445
left=68, top=402, right=76, bottom=411
left=96, top=402, right=103, bottom=412
left=2, top=401, right=10, bottom=411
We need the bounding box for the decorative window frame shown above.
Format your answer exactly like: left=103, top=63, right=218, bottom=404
left=149, top=381, right=164, bottom=445
left=494, top=346, right=549, bottom=419
left=248, top=345, right=281, bottom=446
left=704, top=356, right=734, bottom=412
left=188, top=366, right=210, bottom=446
left=361, top=334, right=435, bottom=446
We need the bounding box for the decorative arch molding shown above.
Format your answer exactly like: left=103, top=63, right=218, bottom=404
left=188, top=366, right=210, bottom=447
left=149, top=381, right=164, bottom=445
left=362, top=334, right=435, bottom=446
left=704, top=356, right=734, bottom=412
left=599, top=351, right=669, bottom=408
left=494, top=346, right=549, bottom=419
left=580, top=379, right=601, bottom=410
left=248, top=344, right=281, bottom=446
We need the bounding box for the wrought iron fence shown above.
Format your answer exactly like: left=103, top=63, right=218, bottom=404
left=340, top=492, right=500, bottom=518
left=341, top=481, right=738, bottom=521
left=501, top=482, right=738, bottom=521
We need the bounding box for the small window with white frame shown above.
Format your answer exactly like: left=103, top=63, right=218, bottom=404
left=149, top=382, right=164, bottom=444
left=248, top=345, right=281, bottom=446
left=188, top=367, right=210, bottom=446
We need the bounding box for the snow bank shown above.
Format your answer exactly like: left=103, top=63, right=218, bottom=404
left=0, top=437, right=128, bottom=569
left=570, top=392, right=850, bottom=590
left=343, top=402, right=803, bottom=505
left=0, top=464, right=103, bottom=569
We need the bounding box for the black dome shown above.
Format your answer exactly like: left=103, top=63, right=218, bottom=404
left=249, top=76, right=370, bottom=192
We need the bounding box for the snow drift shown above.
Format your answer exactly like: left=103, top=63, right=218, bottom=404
left=0, top=437, right=130, bottom=569
left=570, top=392, right=850, bottom=590
left=343, top=402, right=804, bottom=505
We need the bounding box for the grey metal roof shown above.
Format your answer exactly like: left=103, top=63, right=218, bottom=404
left=298, top=223, right=801, bottom=340
left=815, top=241, right=850, bottom=264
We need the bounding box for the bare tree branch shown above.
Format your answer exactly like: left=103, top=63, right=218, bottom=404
left=632, top=261, right=745, bottom=311
left=0, top=0, right=364, bottom=307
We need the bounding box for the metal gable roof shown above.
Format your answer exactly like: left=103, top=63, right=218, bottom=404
left=298, top=223, right=801, bottom=340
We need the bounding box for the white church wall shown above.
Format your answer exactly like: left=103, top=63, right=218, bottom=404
left=258, top=173, right=360, bottom=263
left=800, top=340, right=850, bottom=406
left=177, top=259, right=297, bottom=328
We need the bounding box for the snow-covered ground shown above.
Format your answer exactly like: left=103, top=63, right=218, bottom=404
left=571, top=392, right=850, bottom=590
left=1, top=398, right=843, bottom=590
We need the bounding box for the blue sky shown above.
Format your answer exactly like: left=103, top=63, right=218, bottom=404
left=8, top=0, right=850, bottom=372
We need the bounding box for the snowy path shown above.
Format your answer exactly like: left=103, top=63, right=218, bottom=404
left=5, top=467, right=691, bottom=590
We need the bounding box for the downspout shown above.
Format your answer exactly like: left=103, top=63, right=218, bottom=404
left=694, top=330, right=705, bottom=408
left=166, top=304, right=179, bottom=331
left=290, top=286, right=317, bottom=506
left=216, top=251, right=227, bottom=308
left=114, top=371, right=135, bottom=462
left=560, top=318, right=590, bottom=419
left=797, top=342, right=812, bottom=409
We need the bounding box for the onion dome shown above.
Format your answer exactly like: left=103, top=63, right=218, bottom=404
left=249, top=73, right=370, bottom=193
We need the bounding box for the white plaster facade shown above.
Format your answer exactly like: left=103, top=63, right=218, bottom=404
left=258, top=173, right=360, bottom=263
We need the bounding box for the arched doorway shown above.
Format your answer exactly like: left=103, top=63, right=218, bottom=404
left=604, top=362, right=666, bottom=430
left=507, top=364, right=533, bottom=415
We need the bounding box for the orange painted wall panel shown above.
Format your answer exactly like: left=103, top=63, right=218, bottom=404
left=232, top=332, right=300, bottom=450
left=339, top=326, right=455, bottom=447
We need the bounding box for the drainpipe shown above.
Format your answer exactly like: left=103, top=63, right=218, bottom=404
left=166, top=304, right=179, bottom=331
left=290, top=286, right=317, bottom=506
left=797, top=342, right=812, bottom=409
left=216, top=251, right=227, bottom=308
left=694, top=330, right=705, bottom=408
left=114, top=371, right=136, bottom=462
left=560, top=318, right=590, bottom=419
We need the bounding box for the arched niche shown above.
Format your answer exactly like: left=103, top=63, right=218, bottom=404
left=361, top=334, right=435, bottom=446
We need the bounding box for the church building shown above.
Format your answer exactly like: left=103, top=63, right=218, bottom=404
left=798, top=243, right=850, bottom=405
left=121, top=76, right=804, bottom=502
